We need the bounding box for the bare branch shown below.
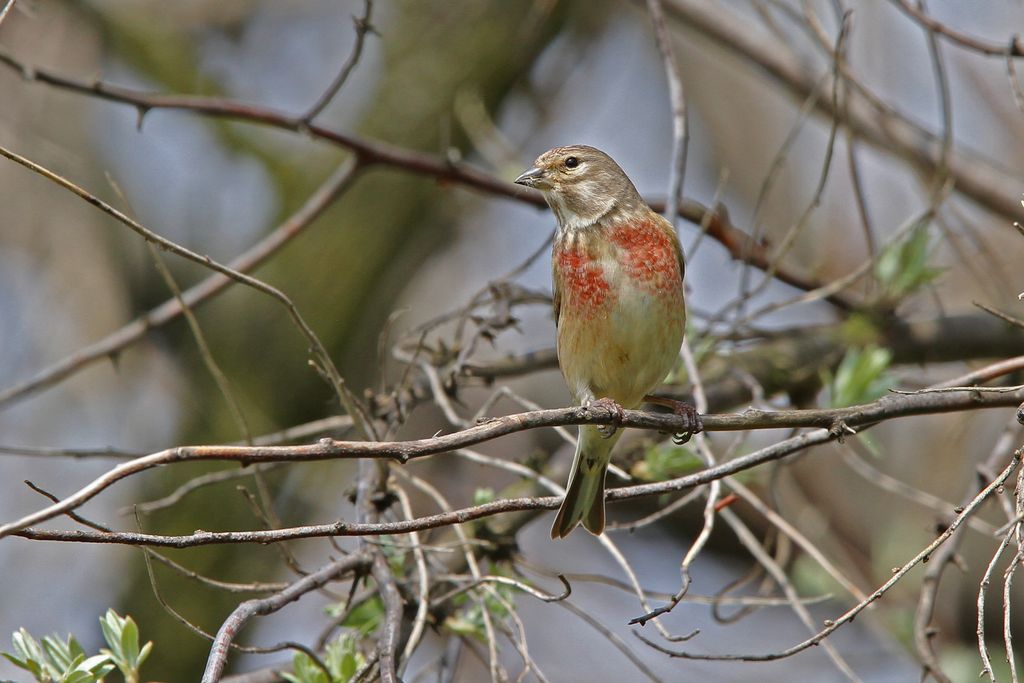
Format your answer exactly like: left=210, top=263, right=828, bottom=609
left=301, top=0, right=375, bottom=123
left=636, top=450, right=1022, bottom=662
left=0, top=0, right=16, bottom=29
left=0, top=376, right=1017, bottom=541
left=661, top=0, right=1024, bottom=221
left=0, top=157, right=361, bottom=410
left=202, top=553, right=370, bottom=682
left=888, top=0, right=1024, bottom=58
left=647, top=0, right=689, bottom=225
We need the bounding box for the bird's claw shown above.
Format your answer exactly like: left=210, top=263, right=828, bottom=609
left=673, top=402, right=701, bottom=444
left=670, top=401, right=701, bottom=444
left=643, top=394, right=701, bottom=445
left=589, top=397, right=625, bottom=438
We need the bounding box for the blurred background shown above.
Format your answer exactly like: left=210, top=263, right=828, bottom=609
left=1, top=0, right=1023, bottom=681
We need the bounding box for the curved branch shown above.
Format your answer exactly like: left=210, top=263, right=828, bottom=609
left=0, top=46, right=842, bottom=311
left=8, top=383, right=1024, bottom=546
left=202, top=553, right=370, bottom=682
left=0, top=156, right=362, bottom=410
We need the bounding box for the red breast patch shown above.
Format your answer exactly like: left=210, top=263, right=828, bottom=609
left=610, top=220, right=681, bottom=288
left=556, top=247, right=610, bottom=308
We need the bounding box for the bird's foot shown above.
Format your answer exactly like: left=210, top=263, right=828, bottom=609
left=643, top=395, right=702, bottom=444
left=588, top=397, right=626, bottom=438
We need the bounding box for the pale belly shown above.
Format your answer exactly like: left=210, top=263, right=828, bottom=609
left=557, top=278, right=685, bottom=408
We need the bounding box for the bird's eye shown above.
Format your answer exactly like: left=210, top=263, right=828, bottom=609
left=564, top=156, right=579, bottom=169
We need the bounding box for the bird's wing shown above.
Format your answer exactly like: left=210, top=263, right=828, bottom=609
left=552, top=258, right=562, bottom=327
left=654, top=212, right=686, bottom=284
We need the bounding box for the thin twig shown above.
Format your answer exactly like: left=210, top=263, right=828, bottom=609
left=0, top=0, right=16, bottom=29
left=201, top=553, right=370, bottom=682
left=301, top=0, right=375, bottom=123
left=888, top=0, right=1024, bottom=58
left=647, top=0, right=688, bottom=226
left=635, top=450, right=1021, bottom=663
left=0, top=154, right=363, bottom=412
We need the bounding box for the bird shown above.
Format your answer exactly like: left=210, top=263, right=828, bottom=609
left=514, top=144, right=694, bottom=539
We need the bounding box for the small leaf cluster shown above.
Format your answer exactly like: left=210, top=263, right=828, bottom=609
left=443, top=577, right=515, bottom=642
left=633, top=443, right=702, bottom=481
left=282, top=634, right=366, bottom=683
left=2, top=610, right=150, bottom=683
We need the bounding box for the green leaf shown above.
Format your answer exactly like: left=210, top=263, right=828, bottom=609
left=331, top=596, right=383, bottom=635
left=136, top=640, right=153, bottom=668
left=829, top=345, right=894, bottom=407
left=2, top=651, right=45, bottom=680
left=98, top=610, right=150, bottom=681
left=324, top=633, right=365, bottom=682
left=443, top=614, right=486, bottom=641
left=874, top=222, right=944, bottom=304
left=3, top=618, right=123, bottom=683
left=443, top=583, right=516, bottom=643
left=632, top=444, right=702, bottom=481
left=98, top=611, right=121, bottom=660
left=281, top=650, right=329, bottom=683
left=77, top=654, right=115, bottom=677
left=5, top=628, right=53, bottom=681
left=472, top=487, right=495, bottom=506
left=119, top=615, right=140, bottom=666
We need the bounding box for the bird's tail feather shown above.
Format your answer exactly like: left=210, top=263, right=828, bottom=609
left=551, top=425, right=622, bottom=538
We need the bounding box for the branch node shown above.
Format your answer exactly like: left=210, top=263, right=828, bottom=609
left=828, top=419, right=856, bottom=442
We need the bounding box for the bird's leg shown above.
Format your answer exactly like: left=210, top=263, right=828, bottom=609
left=587, top=397, right=626, bottom=438
left=643, top=395, right=702, bottom=444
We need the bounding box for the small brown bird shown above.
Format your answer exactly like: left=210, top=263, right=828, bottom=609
left=515, top=145, right=690, bottom=538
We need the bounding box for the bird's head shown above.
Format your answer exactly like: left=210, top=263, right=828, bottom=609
left=514, top=145, right=643, bottom=230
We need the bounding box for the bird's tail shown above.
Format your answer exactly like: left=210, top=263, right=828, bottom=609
left=550, top=425, right=623, bottom=538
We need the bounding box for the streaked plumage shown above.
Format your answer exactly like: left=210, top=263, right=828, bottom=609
left=515, top=145, right=687, bottom=538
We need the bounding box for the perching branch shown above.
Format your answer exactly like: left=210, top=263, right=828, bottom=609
left=5, top=382, right=1023, bottom=545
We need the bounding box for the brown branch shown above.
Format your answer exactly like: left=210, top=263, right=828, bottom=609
left=3, top=330, right=1022, bottom=542
left=8, top=383, right=1024, bottom=547
left=202, top=553, right=370, bottom=682
left=0, top=157, right=361, bottom=410
left=912, top=423, right=1020, bottom=681
left=0, top=45, right=846, bottom=315
left=636, top=450, right=1022, bottom=662
left=370, top=553, right=402, bottom=683
left=300, top=0, right=375, bottom=123
left=0, top=143, right=375, bottom=438
left=661, top=0, right=1024, bottom=222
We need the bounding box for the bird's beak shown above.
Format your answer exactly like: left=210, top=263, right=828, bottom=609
left=514, top=166, right=545, bottom=188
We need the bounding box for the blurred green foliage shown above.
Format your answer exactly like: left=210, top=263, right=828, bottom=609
left=633, top=442, right=702, bottom=481
left=443, top=581, right=514, bottom=643
left=874, top=221, right=943, bottom=307
left=3, top=610, right=149, bottom=683
left=826, top=344, right=894, bottom=408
